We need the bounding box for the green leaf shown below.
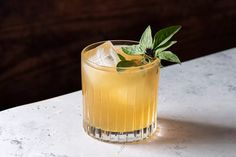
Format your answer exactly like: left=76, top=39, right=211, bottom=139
left=116, top=60, right=138, bottom=71
left=155, top=41, right=177, bottom=56
left=121, top=45, right=144, bottom=55
left=158, top=51, right=181, bottom=63
left=153, top=25, right=181, bottom=49
left=119, top=25, right=182, bottom=68
left=117, top=54, right=126, bottom=61
left=139, top=25, right=153, bottom=49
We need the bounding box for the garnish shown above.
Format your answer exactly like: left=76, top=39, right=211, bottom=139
left=117, top=25, right=181, bottom=70
left=117, top=60, right=138, bottom=71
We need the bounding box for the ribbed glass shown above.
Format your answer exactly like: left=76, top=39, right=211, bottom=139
left=81, top=40, right=160, bottom=143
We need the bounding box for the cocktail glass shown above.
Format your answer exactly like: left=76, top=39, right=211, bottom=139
left=81, top=40, right=160, bottom=143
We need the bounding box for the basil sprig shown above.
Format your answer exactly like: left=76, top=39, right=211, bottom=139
left=117, top=25, right=181, bottom=70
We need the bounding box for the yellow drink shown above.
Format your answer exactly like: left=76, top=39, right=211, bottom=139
left=82, top=41, right=160, bottom=142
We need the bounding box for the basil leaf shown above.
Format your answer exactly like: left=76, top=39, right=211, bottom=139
left=153, top=25, right=181, bottom=49
left=140, top=25, right=153, bottom=49
left=116, top=60, right=138, bottom=71
left=121, top=45, right=144, bottom=55
left=158, top=51, right=181, bottom=63
left=117, top=54, right=126, bottom=61
left=155, top=41, right=177, bottom=56
left=119, top=25, right=182, bottom=69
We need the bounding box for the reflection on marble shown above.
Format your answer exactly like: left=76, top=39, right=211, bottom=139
left=0, top=48, right=236, bottom=157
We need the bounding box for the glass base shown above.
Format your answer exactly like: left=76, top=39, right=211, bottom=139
left=83, top=121, right=157, bottom=143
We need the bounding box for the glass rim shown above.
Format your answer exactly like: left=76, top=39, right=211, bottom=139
left=81, top=40, right=160, bottom=72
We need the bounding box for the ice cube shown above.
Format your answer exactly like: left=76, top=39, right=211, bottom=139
left=88, top=41, right=120, bottom=67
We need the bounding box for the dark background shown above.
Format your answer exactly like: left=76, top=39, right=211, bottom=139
left=0, top=0, right=236, bottom=110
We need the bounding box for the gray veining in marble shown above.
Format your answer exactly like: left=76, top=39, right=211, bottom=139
left=0, top=48, right=236, bottom=157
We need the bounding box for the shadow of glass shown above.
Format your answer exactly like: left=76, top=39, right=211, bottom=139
left=137, top=117, right=236, bottom=145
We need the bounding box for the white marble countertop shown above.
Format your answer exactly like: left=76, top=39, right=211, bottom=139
left=0, top=48, right=236, bottom=157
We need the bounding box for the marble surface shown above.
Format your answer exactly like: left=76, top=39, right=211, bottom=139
left=0, top=48, right=236, bottom=157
